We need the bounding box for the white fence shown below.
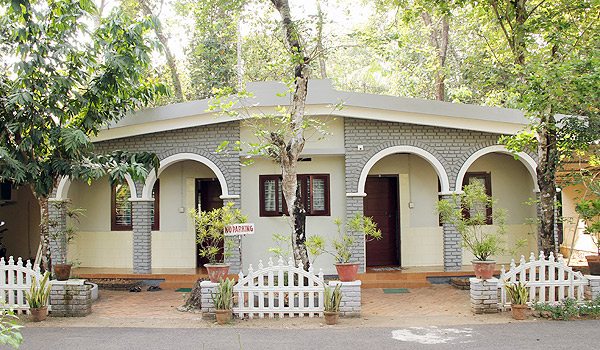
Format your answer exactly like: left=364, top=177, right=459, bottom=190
left=233, top=257, right=325, bottom=318
left=0, top=256, right=47, bottom=314
left=498, top=251, right=588, bottom=310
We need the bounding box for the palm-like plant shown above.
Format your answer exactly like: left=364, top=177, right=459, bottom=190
left=25, top=272, right=52, bottom=309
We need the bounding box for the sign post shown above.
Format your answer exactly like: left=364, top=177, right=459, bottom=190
left=224, top=223, right=254, bottom=270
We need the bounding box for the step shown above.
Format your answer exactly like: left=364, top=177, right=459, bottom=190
left=358, top=273, right=427, bottom=281
left=159, top=281, right=196, bottom=290
left=361, top=280, right=431, bottom=289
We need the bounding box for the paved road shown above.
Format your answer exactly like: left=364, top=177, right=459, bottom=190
left=19, top=320, right=600, bottom=350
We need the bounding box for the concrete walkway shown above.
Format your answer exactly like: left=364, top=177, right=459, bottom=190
left=24, top=284, right=527, bottom=329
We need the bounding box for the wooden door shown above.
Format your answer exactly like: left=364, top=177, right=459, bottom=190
left=195, top=179, right=223, bottom=267
left=364, top=176, right=399, bottom=266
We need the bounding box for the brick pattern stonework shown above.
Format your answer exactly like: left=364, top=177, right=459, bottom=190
left=132, top=200, right=153, bottom=274
left=200, top=280, right=218, bottom=319
left=50, top=280, right=92, bottom=317
left=93, top=122, right=242, bottom=273
left=585, top=275, right=600, bottom=300
left=47, top=200, right=66, bottom=265
left=469, top=277, right=499, bottom=314
left=344, top=118, right=512, bottom=271
left=329, top=280, right=361, bottom=317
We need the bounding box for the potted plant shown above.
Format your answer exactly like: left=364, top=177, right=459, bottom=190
left=43, top=200, right=84, bottom=281
left=323, top=284, right=342, bottom=325
left=25, top=272, right=52, bottom=322
left=212, top=277, right=234, bottom=325
left=575, top=199, right=600, bottom=275
left=308, top=213, right=382, bottom=282
left=192, top=202, right=246, bottom=282
left=503, top=280, right=529, bottom=320
left=436, top=181, right=511, bottom=279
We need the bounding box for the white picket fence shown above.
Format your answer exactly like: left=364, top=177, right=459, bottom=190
left=498, top=251, right=588, bottom=310
left=233, top=257, right=325, bottom=318
left=0, top=256, right=49, bottom=314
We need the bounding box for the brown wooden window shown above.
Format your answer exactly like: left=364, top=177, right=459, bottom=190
left=462, top=172, right=492, bottom=225
left=111, top=180, right=159, bottom=231
left=259, top=174, right=330, bottom=217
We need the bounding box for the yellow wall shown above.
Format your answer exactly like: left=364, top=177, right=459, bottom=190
left=0, top=186, right=40, bottom=261
left=240, top=156, right=346, bottom=275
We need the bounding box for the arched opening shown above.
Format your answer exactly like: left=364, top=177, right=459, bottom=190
left=360, top=150, right=448, bottom=267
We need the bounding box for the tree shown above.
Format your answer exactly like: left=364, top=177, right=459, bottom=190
left=0, top=0, right=165, bottom=272
left=471, top=0, right=600, bottom=255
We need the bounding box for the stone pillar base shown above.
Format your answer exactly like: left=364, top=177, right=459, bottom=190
left=200, top=281, right=219, bottom=319
left=328, top=280, right=361, bottom=317
left=50, top=279, right=92, bottom=317
left=470, top=277, right=499, bottom=314
left=585, top=275, right=600, bottom=300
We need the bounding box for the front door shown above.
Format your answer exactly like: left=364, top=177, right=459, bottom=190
left=195, top=179, right=223, bottom=267
left=364, top=176, right=399, bottom=266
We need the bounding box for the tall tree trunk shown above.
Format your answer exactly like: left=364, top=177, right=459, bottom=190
left=537, top=113, right=558, bottom=256
left=271, top=0, right=311, bottom=270
left=421, top=12, right=449, bottom=101
left=139, top=0, right=185, bottom=102
left=316, top=0, right=328, bottom=79
left=34, top=191, right=52, bottom=274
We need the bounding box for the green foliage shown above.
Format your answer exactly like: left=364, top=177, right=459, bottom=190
left=436, top=182, right=511, bottom=261
left=0, top=302, right=22, bottom=349
left=192, top=202, right=247, bottom=265
left=307, top=213, right=382, bottom=264
left=0, top=0, right=167, bottom=199
left=25, top=272, right=52, bottom=309
left=324, top=284, right=342, bottom=312
left=267, top=233, right=292, bottom=260
left=532, top=296, right=600, bottom=321
left=503, top=281, right=529, bottom=305
left=211, top=277, right=235, bottom=310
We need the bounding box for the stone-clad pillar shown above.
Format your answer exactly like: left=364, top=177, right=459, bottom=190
left=441, top=194, right=462, bottom=271
left=346, top=195, right=366, bottom=273
left=48, top=199, right=67, bottom=265
left=131, top=199, right=153, bottom=274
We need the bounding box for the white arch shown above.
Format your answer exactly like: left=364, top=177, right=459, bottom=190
left=455, top=145, right=539, bottom=193
left=354, top=145, right=451, bottom=195
left=141, top=152, right=235, bottom=200
left=53, top=174, right=137, bottom=200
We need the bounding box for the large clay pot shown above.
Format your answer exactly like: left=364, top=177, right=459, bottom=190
left=215, top=309, right=232, bottom=325
left=205, top=263, right=230, bottom=283
left=324, top=311, right=340, bottom=325
left=472, top=260, right=496, bottom=279
left=29, top=306, right=48, bottom=322
left=334, top=263, right=359, bottom=282
left=586, top=255, right=600, bottom=275
left=53, top=264, right=72, bottom=281
left=511, top=304, right=527, bottom=320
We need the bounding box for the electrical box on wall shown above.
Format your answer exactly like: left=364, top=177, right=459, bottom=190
left=408, top=202, right=415, bottom=209
left=357, top=145, right=364, bottom=151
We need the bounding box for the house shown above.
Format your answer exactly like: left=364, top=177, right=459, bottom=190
left=1, top=80, right=542, bottom=275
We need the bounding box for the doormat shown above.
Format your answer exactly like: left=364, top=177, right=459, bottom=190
left=372, top=267, right=406, bottom=271
left=383, top=288, right=409, bottom=294
left=175, top=288, right=192, bottom=293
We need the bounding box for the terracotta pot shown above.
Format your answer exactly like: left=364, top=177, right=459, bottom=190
left=215, top=309, right=232, bottom=325
left=472, top=260, right=496, bottom=279
left=324, top=311, right=340, bottom=325
left=29, top=306, right=48, bottom=322
left=334, top=263, right=359, bottom=282
left=53, top=264, right=72, bottom=281
left=586, top=255, right=600, bottom=275
left=205, top=263, right=230, bottom=283
left=511, top=304, right=527, bottom=320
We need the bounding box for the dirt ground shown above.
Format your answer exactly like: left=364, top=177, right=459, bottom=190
left=22, top=284, right=544, bottom=329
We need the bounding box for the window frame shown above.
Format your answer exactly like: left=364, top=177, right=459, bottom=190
left=259, top=174, right=330, bottom=217
left=462, top=172, right=492, bottom=225
left=111, top=180, right=160, bottom=231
